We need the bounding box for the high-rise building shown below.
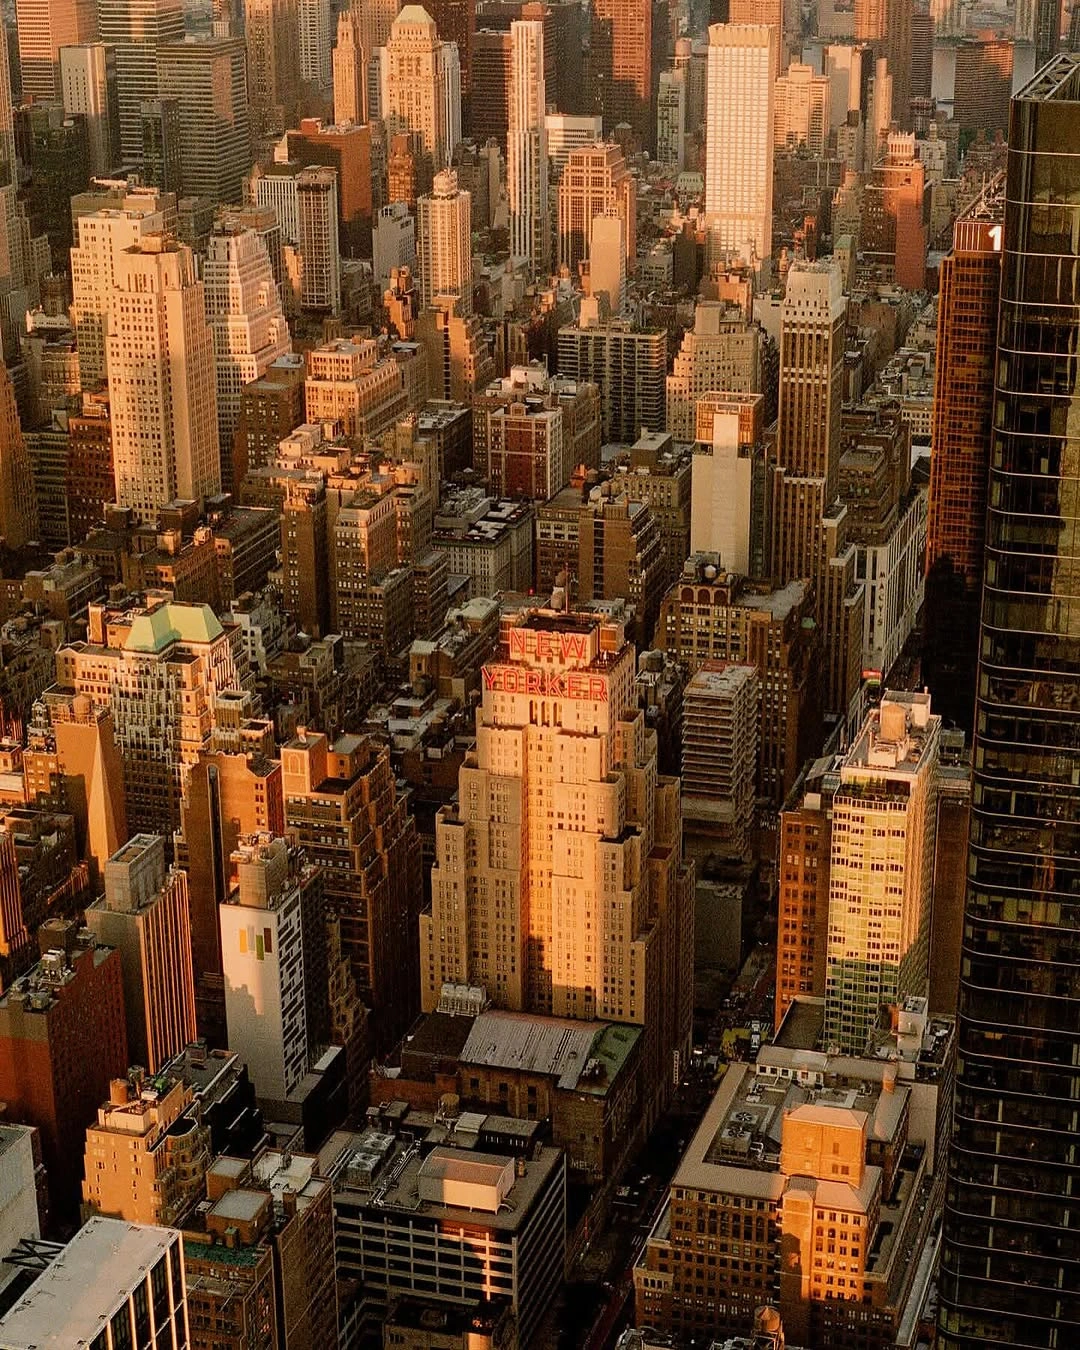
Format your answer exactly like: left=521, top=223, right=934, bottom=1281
left=656, top=67, right=686, bottom=170
left=420, top=606, right=695, bottom=1124
left=424, top=0, right=476, bottom=105
left=304, top=336, right=407, bottom=437
left=15, top=0, right=97, bottom=101
left=59, top=43, right=119, bottom=177
left=203, top=224, right=291, bottom=492
left=283, top=731, right=423, bottom=1057
left=855, top=0, right=913, bottom=125
left=557, top=302, right=665, bottom=441
left=299, top=0, right=333, bottom=89
left=85, top=835, right=198, bottom=1075
left=106, top=234, right=219, bottom=522
left=938, top=56, right=1080, bottom=1350
left=924, top=174, right=1004, bottom=732
left=689, top=395, right=764, bottom=574
left=286, top=118, right=377, bottom=257
left=417, top=169, right=473, bottom=313
left=681, top=661, right=759, bottom=861
left=297, top=166, right=341, bottom=313
left=665, top=299, right=763, bottom=441
left=244, top=0, right=301, bottom=138
left=471, top=28, right=512, bottom=146
left=1015, top=0, right=1063, bottom=69
left=333, top=9, right=367, bottom=124
left=728, top=0, right=787, bottom=70
left=861, top=130, right=928, bottom=290
left=384, top=5, right=462, bottom=171
left=0, top=364, right=39, bottom=550
left=97, top=0, right=184, bottom=164
left=156, top=36, right=252, bottom=204
left=234, top=352, right=305, bottom=485
left=590, top=0, right=653, bottom=141
left=55, top=598, right=247, bottom=843
left=705, top=25, right=776, bottom=266
left=556, top=140, right=635, bottom=281
left=824, top=692, right=940, bottom=1054
left=0, top=922, right=128, bottom=1221
left=82, top=1070, right=211, bottom=1226
left=775, top=61, right=830, bottom=155
left=0, top=1218, right=188, bottom=1347
left=545, top=112, right=605, bottom=179
left=139, top=98, right=182, bottom=194
left=771, top=259, right=864, bottom=726
left=508, top=19, right=549, bottom=279
left=66, top=389, right=114, bottom=540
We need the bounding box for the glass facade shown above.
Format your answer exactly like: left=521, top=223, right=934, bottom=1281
left=938, top=55, right=1080, bottom=1349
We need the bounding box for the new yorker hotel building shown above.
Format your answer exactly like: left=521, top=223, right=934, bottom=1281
left=421, top=608, right=695, bottom=1126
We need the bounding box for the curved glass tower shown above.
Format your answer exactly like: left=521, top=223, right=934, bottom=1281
left=938, top=54, right=1080, bottom=1349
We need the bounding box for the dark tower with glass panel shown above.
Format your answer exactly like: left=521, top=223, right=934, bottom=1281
left=938, top=53, right=1080, bottom=1350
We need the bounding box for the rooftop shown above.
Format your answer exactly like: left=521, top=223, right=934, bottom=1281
left=459, top=1010, right=640, bottom=1094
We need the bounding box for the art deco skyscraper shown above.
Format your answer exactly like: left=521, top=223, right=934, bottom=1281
left=508, top=19, right=549, bottom=280
left=384, top=6, right=461, bottom=171
left=771, top=259, right=864, bottom=726
left=924, top=175, right=1004, bottom=732
left=0, top=364, right=39, bottom=549
left=97, top=0, right=184, bottom=164
left=591, top=0, right=653, bottom=142
left=417, top=169, right=472, bottom=313
left=16, top=0, right=97, bottom=100
left=556, top=141, right=636, bottom=275
left=938, top=56, right=1080, bottom=1349
left=704, top=25, right=776, bottom=266
left=203, top=223, right=291, bottom=491
left=107, top=234, right=220, bottom=521
left=333, top=9, right=367, bottom=124
left=421, top=607, right=695, bottom=1125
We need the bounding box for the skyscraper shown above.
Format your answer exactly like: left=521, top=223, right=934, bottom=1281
left=59, top=43, right=119, bottom=178
left=416, top=169, right=473, bottom=313
left=97, top=0, right=184, bottom=164
left=203, top=224, right=291, bottom=492
left=420, top=606, right=695, bottom=1124
left=244, top=0, right=301, bottom=138
left=590, top=0, right=653, bottom=142
left=107, top=234, right=220, bottom=521
left=297, top=167, right=341, bottom=314
left=924, top=174, right=1004, bottom=731
left=0, top=364, right=39, bottom=549
left=1016, top=0, right=1064, bottom=69
left=156, top=36, right=252, bottom=204
left=728, top=0, right=787, bottom=70
left=384, top=5, right=461, bottom=171
left=705, top=24, right=776, bottom=266
left=938, top=55, right=1080, bottom=1349
left=508, top=19, right=549, bottom=280
left=556, top=141, right=636, bottom=276
left=333, top=8, right=367, bottom=124
left=299, top=0, right=333, bottom=89
left=15, top=0, right=97, bottom=101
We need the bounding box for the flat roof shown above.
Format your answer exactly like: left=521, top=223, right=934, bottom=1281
left=0, top=1218, right=177, bottom=1347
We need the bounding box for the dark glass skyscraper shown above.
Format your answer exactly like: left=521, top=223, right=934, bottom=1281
left=938, top=54, right=1080, bottom=1349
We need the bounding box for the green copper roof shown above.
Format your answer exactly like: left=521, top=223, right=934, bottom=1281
left=123, top=603, right=224, bottom=653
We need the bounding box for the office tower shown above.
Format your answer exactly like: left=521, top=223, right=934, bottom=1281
left=953, top=35, right=1015, bottom=136
left=245, top=0, right=301, bottom=138
left=416, top=169, right=472, bottom=315
left=0, top=923, right=127, bottom=1220
left=386, top=132, right=433, bottom=210
left=471, top=29, right=512, bottom=146
left=1016, top=0, right=1063, bottom=68
left=219, top=836, right=321, bottom=1105
left=425, top=0, right=476, bottom=105
left=69, top=189, right=170, bottom=389
left=545, top=112, right=604, bottom=178
left=0, top=365, right=39, bottom=549
left=106, top=235, right=219, bottom=522
left=557, top=303, right=666, bottom=441
left=0, top=1218, right=187, bottom=1347
left=556, top=141, right=636, bottom=276
left=283, top=731, right=423, bottom=1057
left=373, top=201, right=417, bottom=294
left=771, top=259, right=864, bottom=726
left=66, top=390, right=112, bottom=541
left=705, top=25, right=777, bottom=266
left=656, top=68, right=686, bottom=170
left=97, top=0, right=184, bottom=164
left=421, top=607, right=695, bottom=1125
left=59, top=43, right=119, bottom=177
left=304, top=336, right=406, bottom=436
left=861, top=131, right=928, bottom=290
left=507, top=19, right=548, bottom=280
left=55, top=598, right=247, bottom=843
left=856, top=0, right=912, bottom=125
left=665, top=301, right=762, bottom=441
left=635, top=1033, right=950, bottom=1347
left=333, top=9, right=367, bottom=124
left=924, top=175, right=1003, bottom=732
left=252, top=161, right=302, bottom=248
left=0, top=1122, right=42, bottom=1259
left=591, top=0, right=652, bottom=141
left=681, top=662, right=759, bottom=861
left=775, top=61, right=830, bottom=154
left=203, top=225, right=290, bottom=493
left=296, top=166, right=341, bottom=314
left=824, top=692, right=940, bottom=1054
left=384, top=5, right=461, bottom=171
left=577, top=489, right=667, bottom=640
left=689, top=397, right=763, bottom=573
left=23, top=688, right=128, bottom=884
left=82, top=1071, right=210, bottom=1225
left=15, top=0, right=97, bottom=101
left=331, top=1115, right=566, bottom=1348
left=937, top=56, right=1080, bottom=1349
left=139, top=98, right=182, bottom=194
left=728, top=0, right=786, bottom=70
left=156, top=37, right=251, bottom=203
left=85, top=835, right=196, bottom=1076
left=299, top=0, right=332, bottom=88
left=234, top=352, right=305, bottom=484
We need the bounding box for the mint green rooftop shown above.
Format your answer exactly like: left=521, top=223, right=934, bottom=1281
left=123, top=604, right=224, bottom=653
